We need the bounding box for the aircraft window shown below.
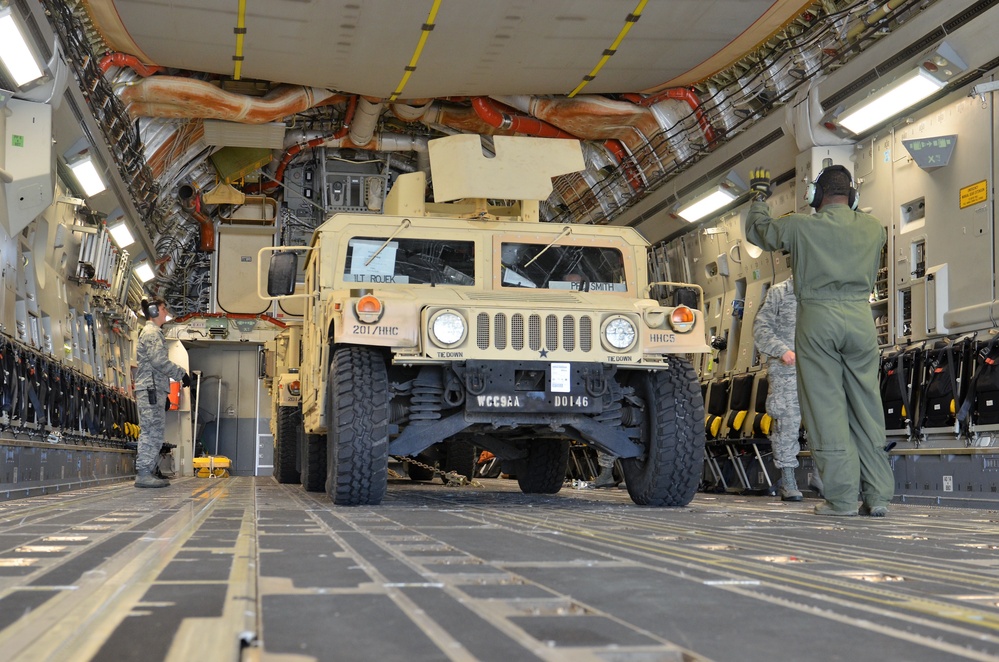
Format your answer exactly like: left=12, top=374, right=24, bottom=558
left=500, top=242, right=627, bottom=292
left=344, top=237, right=475, bottom=285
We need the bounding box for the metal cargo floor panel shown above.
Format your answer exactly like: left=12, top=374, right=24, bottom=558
left=0, top=477, right=996, bottom=661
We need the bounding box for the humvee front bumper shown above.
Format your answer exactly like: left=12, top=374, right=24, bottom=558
left=464, top=360, right=607, bottom=414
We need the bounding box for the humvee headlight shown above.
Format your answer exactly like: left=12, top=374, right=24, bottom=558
left=668, top=305, right=696, bottom=333
left=602, top=316, right=636, bottom=351
left=430, top=310, right=466, bottom=347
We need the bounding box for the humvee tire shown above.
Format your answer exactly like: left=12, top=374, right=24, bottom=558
left=300, top=429, right=326, bottom=492
left=326, top=347, right=389, bottom=505
left=517, top=439, right=569, bottom=494
left=406, top=455, right=436, bottom=482
left=621, top=358, right=705, bottom=506
left=274, top=406, right=301, bottom=484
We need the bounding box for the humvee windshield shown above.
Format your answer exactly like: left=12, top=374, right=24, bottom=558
left=344, top=237, right=476, bottom=285
left=501, top=242, right=627, bottom=292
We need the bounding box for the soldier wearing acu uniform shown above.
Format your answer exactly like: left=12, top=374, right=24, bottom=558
left=134, top=298, right=189, bottom=488
left=752, top=277, right=802, bottom=501
left=744, top=165, right=894, bottom=517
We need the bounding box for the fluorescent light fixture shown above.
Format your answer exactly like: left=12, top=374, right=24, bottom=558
left=837, top=67, right=945, bottom=135
left=67, top=155, right=107, bottom=197
left=108, top=221, right=135, bottom=247
left=134, top=262, right=155, bottom=282
left=0, top=9, right=44, bottom=87
left=677, top=187, right=739, bottom=223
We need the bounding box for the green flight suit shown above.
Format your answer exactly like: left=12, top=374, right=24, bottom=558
left=745, top=200, right=894, bottom=512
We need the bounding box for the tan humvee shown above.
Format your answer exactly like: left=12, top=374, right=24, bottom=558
left=262, top=324, right=304, bottom=485
left=261, top=135, right=709, bottom=506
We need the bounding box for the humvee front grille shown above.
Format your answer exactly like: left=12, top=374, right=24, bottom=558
left=475, top=312, right=594, bottom=354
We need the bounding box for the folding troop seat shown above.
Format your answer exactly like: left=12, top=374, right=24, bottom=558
left=880, top=345, right=922, bottom=440
left=956, top=334, right=999, bottom=430
left=724, top=374, right=755, bottom=438
left=722, top=374, right=764, bottom=491
left=702, top=379, right=731, bottom=490
left=704, top=378, right=729, bottom=441
left=917, top=337, right=972, bottom=435
left=747, top=376, right=772, bottom=439
left=734, top=373, right=777, bottom=493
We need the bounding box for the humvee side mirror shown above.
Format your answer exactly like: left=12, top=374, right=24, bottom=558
left=267, top=252, right=298, bottom=296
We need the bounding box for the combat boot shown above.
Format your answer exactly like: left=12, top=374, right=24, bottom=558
left=779, top=466, right=802, bottom=501
left=814, top=501, right=858, bottom=516
left=135, top=471, right=169, bottom=488
left=593, top=465, right=618, bottom=488
left=859, top=504, right=888, bottom=517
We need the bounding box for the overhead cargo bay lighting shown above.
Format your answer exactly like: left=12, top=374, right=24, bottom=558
left=676, top=171, right=746, bottom=223
left=826, top=41, right=968, bottom=135
left=836, top=67, right=945, bottom=135
left=134, top=261, right=155, bottom=283
left=67, top=154, right=107, bottom=197
left=0, top=8, right=44, bottom=87
left=108, top=220, right=135, bottom=248
left=677, top=186, right=740, bottom=223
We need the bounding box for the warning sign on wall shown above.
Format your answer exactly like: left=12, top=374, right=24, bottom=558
left=959, top=180, right=988, bottom=209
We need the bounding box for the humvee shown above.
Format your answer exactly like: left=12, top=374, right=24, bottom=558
left=261, top=135, right=709, bottom=506
left=263, top=323, right=305, bottom=485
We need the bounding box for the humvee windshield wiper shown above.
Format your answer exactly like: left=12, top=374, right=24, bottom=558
left=364, top=218, right=411, bottom=267
left=524, top=226, right=572, bottom=268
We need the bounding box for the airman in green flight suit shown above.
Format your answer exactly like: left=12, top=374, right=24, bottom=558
left=743, top=165, right=894, bottom=517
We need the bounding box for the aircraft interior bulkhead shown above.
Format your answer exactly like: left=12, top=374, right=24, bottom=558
left=0, top=1, right=997, bottom=660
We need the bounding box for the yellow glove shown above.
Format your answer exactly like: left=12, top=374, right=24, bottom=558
left=749, top=167, right=772, bottom=201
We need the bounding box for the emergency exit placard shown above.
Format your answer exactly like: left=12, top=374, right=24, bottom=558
left=959, top=180, right=988, bottom=209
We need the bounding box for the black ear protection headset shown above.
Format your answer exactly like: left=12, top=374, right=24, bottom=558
left=143, top=299, right=161, bottom=319
left=804, top=164, right=859, bottom=210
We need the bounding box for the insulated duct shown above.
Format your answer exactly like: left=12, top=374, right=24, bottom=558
left=119, top=77, right=346, bottom=123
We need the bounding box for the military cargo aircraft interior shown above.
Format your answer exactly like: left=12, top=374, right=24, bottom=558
left=0, top=0, right=997, bottom=660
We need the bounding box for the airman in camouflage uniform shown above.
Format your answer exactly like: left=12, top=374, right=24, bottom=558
left=134, top=298, right=188, bottom=488
left=752, top=277, right=802, bottom=501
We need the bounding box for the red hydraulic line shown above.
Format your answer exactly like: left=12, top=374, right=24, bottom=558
left=627, top=88, right=718, bottom=146
left=99, top=52, right=164, bottom=77
left=471, top=97, right=576, bottom=139
left=193, top=209, right=215, bottom=253
left=265, top=95, right=360, bottom=191
left=603, top=139, right=642, bottom=192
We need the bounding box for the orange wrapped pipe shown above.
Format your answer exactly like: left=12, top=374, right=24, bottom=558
left=119, top=76, right=346, bottom=124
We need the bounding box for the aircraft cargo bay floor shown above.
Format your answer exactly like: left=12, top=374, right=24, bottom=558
left=0, top=477, right=997, bottom=662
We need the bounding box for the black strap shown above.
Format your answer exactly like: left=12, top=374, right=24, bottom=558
left=0, top=339, right=14, bottom=417
left=895, top=351, right=912, bottom=435
left=49, top=366, right=64, bottom=429
left=914, top=348, right=939, bottom=435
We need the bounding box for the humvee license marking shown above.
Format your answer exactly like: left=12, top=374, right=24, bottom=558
left=476, top=395, right=522, bottom=408
left=649, top=332, right=676, bottom=343
left=351, top=325, right=400, bottom=335
left=554, top=395, right=589, bottom=407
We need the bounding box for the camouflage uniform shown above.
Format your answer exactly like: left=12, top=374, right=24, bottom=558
left=135, top=320, right=186, bottom=475
left=752, top=278, right=800, bottom=469
left=745, top=200, right=894, bottom=514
